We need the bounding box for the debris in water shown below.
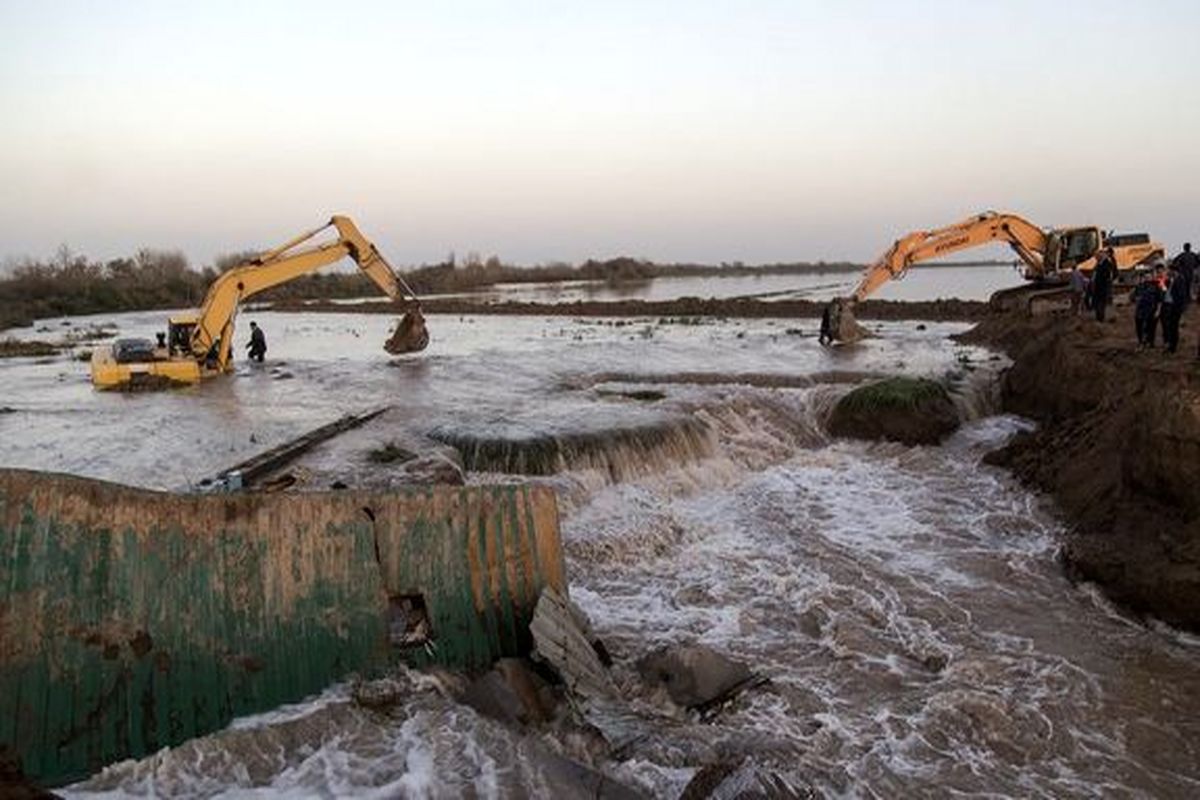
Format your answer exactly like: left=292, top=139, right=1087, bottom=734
left=351, top=673, right=415, bottom=711
left=636, top=643, right=762, bottom=713
left=679, top=759, right=810, bottom=800
left=198, top=406, right=390, bottom=491
left=596, top=388, right=667, bottom=402
left=531, top=588, right=651, bottom=750
left=531, top=588, right=619, bottom=701
left=0, top=339, right=59, bottom=358
left=461, top=658, right=558, bottom=726
left=367, top=441, right=416, bottom=464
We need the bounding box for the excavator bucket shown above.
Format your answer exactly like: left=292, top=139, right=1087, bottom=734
left=384, top=305, right=430, bottom=355
left=826, top=298, right=871, bottom=343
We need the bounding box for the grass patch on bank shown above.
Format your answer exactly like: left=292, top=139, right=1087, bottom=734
left=837, top=376, right=948, bottom=413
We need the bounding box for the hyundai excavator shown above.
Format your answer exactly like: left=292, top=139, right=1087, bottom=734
left=90, top=216, right=429, bottom=389
left=826, top=211, right=1164, bottom=341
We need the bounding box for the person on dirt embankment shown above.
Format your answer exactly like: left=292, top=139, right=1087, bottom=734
left=1091, top=247, right=1116, bottom=322
left=1070, top=265, right=1089, bottom=315
left=1131, top=270, right=1163, bottom=349
left=1171, top=242, right=1198, bottom=301
left=1160, top=265, right=1188, bottom=354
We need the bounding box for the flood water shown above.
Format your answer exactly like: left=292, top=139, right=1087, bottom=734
left=370, top=264, right=1026, bottom=306
left=2, top=306, right=1199, bottom=798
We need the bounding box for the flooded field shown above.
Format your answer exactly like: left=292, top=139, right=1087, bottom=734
left=368, top=264, right=1025, bottom=307
left=3, top=310, right=1199, bottom=798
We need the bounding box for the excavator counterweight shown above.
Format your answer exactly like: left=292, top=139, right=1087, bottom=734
left=90, top=216, right=427, bottom=389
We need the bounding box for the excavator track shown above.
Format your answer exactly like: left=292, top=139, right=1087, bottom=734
left=990, top=283, right=1076, bottom=316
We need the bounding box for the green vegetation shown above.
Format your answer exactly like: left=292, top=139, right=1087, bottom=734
left=836, top=376, right=950, bottom=413
left=828, top=376, right=960, bottom=446
left=0, top=247, right=210, bottom=331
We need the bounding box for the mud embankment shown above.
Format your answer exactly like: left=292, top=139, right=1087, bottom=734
left=965, top=307, right=1200, bottom=630
left=270, top=296, right=989, bottom=322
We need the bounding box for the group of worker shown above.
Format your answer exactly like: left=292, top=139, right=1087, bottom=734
left=1070, top=243, right=1199, bottom=356
left=1128, top=243, right=1198, bottom=355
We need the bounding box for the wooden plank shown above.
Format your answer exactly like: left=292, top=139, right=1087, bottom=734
left=196, top=405, right=390, bottom=490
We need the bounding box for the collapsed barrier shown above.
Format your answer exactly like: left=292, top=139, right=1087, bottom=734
left=0, top=468, right=566, bottom=787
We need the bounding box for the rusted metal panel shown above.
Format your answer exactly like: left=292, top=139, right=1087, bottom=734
left=0, top=469, right=566, bottom=787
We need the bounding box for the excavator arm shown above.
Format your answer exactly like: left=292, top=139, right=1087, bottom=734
left=188, top=215, right=426, bottom=362
left=823, top=211, right=1050, bottom=343
left=848, top=211, right=1047, bottom=302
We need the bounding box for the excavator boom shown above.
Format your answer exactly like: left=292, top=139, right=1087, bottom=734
left=827, top=210, right=1164, bottom=342
left=849, top=212, right=1046, bottom=302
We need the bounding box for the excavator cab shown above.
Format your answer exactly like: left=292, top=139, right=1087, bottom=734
left=1055, top=227, right=1101, bottom=272
left=167, top=315, right=199, bottom=356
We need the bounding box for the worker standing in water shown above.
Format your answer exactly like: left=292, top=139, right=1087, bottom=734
left=246, top=321, right=267, bottom=363
left=1092, top=247, right=1116, bottom=322
left=818, top=304, right=834, bottom=346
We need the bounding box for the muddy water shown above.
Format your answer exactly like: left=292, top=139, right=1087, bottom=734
left=429, top=265, right=1023, bottom=305
left=2, top=312, right=1198, bottom=797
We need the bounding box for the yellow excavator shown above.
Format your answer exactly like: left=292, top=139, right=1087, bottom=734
left=90, top=216, right=429, bottom=389
left=827, top=211, right=1164, bottom=340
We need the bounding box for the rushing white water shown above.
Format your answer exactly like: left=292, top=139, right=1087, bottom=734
left=3, top=311, right=1198, bottom=798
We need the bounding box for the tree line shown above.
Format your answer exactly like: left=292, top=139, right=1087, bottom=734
left=0, top=245, right=870, bottom=331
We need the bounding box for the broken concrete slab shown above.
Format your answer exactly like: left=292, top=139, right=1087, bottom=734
left=530, top=588, right=652, bottom=751
left=531, top=588, right=619, bottom=701
left=253, top=414, right=467, bottom=491
left=636, top=644, right=758, bottom=711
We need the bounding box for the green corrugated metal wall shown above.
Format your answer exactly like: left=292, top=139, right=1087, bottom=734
left=0, top=469, right=565, bottom=787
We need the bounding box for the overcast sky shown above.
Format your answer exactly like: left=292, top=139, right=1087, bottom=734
left=1, top=0, right=1196, bottom=268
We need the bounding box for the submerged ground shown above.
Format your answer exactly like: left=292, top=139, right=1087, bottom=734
left=2, top=300, right=1199, bottom=798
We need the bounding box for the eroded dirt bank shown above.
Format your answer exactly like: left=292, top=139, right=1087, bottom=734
left=965, top=305, right=1200, bottom=630
left=271, top=296, right=989, bottom=321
